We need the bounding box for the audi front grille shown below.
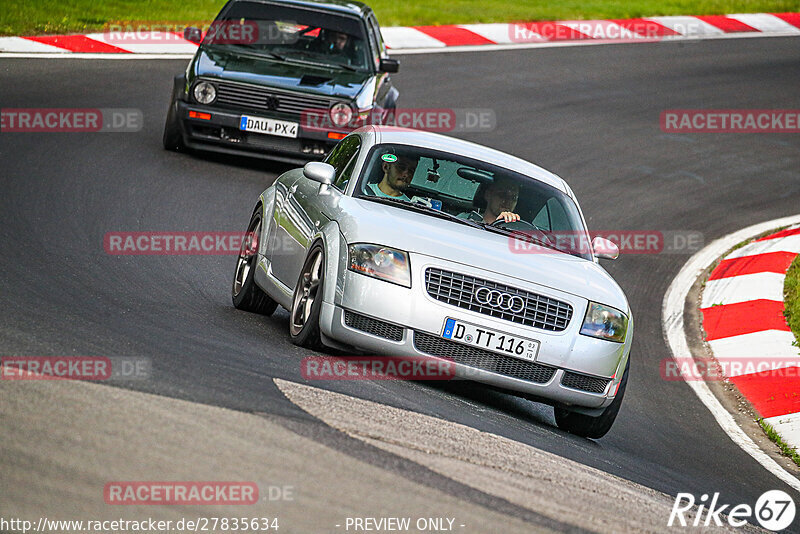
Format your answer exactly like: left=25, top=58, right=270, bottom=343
left=344, top=311, right=404, bottom=342
left=413, top=331, right=557, bottom=384
left=424, top=268, right=573, bottom=331
left=561, top=371, right=611, bottom=394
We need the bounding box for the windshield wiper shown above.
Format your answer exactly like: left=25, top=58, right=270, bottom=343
left=330, top=63, right=358, bottom=72
left=480, top=223, right=567, bottom=254
left=359, top=196, right=483, bottom=229
left=210, top=44, right=285, bottom=62
left=264, top=51, right=286, bottom=61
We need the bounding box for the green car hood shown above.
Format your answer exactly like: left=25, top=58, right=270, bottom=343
left=192, top=46, right=372, bottom=100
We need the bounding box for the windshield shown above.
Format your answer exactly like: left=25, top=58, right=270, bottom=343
left=206, top=1, right=371, bottom=71
left=354, top=143, right=592, bottom=259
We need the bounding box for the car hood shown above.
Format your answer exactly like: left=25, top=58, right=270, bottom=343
left=193, top=46, right=370, bottom=99
left=332, top=198, right=630, bottom=312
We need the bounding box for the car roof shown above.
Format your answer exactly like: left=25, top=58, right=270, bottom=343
left=229, top=0, right=371, bottom=17
left=360, top=126, right=570, bottom=193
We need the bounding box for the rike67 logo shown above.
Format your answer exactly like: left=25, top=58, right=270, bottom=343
left=669, top=490, right=796, bottom=531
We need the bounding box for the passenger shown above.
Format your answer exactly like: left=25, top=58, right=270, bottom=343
left=367, top=154, right=418, bottom=201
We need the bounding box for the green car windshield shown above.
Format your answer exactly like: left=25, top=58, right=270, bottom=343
left=207, top=1, right=371, bottom=71
left=355, top=144, right=593, bottom=260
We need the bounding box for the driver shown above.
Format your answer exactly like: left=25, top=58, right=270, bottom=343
left=461, top=176, right=521, bottom=224
left=310, top=29, right=353, bottom=59
left=367, top=154, right=418, bottom=201
left=325, top=31, right=349, bottom=52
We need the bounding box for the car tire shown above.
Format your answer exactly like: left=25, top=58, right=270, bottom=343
left=554, top=356, right=630, bottom=439
left=232, top=208, right=278, bottom=315
left=289, top=243, right=326, bottom=351
left=162, top=95, right=185, bottom=151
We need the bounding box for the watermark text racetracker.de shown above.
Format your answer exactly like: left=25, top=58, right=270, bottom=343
left=1, top=356, right=150, bottom=380
left=98, top=20, right=298, bottom=45
left=104, top=231, right=330, bottom=256
left=1, top=109, right=142, bottom=133
left=302, top=356, right=456, bottom=381
left=661, top=109, right=800, bottom=133
left=662, top=357, right=800, bottom=381
left=508, top=20, right=707, bottom=42
left=508, top=230, right=703, bottom=255
left=104, top=481, right=259, bottom=505
left=105, top=232, right=252, bottom=255
left=302, top=107, right=496, bottom=133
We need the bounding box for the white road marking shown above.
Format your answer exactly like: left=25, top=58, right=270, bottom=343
left=707, top=331, right=800, bottom=376
left=701, top=272, right=785, bottom=307
left=0, top=37, right=67, bottom=53
left=645, top=16, right=726, bottom=36
left=726, top=235, right=800, bottom=259
left=84, top=32, right=198, bottom=54
left=382, top=27, right=447, bottom=49
left=457, top=23, right=538, bottom=44
left=727, top=13, right=800, bottom=34
left=662, top=214, right=800, bottom=492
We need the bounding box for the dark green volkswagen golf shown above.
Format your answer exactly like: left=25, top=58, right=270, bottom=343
left=163, top=0, right=400, bottom=163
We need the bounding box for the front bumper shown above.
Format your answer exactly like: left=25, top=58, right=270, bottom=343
left=318, top=254, right=631, bottom=411
left=176, top=101, right=344, bottom=164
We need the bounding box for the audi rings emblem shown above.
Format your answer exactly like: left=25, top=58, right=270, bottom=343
left=474, top=287, right=525, bottom=313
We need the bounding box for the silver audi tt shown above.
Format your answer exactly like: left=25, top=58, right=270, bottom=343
left=232, top=125, right=633, bottom=438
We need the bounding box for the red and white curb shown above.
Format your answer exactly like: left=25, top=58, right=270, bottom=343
left=702, top=227, right=800, bottom=451
left=664, top=215, right=800, bottom=492
left=1, top=12, right=800, bottom=55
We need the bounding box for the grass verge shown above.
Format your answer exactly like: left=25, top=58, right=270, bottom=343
left=2, top=0, right=800, bottom=36
left=785, top=254, right=800, bottom=350
left=759, top=418, right=800, bottom=468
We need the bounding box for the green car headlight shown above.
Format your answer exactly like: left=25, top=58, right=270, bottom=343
left=579, top=302, right=628, bottom=343
left=193, top=81, right=216, bottom=104
left=348, top=244, right=410, bottom=287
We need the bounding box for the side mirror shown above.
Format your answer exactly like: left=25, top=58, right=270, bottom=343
left=592, top=236, right=619, bottom=260
left=303, top=162, right=335, bottom=185
left=379, top=58, right=399, bottom=73
left=184, top=27, right=203, bottom=44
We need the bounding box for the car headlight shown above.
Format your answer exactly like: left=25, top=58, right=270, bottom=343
left=329, top=102, right=354, bottom=127
left=348, top=244, right=410, bottom=287
left=579, top=302, right=628, bottom=343
left=193, top=81, right=216, bottom=105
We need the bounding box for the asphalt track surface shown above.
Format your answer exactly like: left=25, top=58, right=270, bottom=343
left=2, top=36, right=800, bottom=530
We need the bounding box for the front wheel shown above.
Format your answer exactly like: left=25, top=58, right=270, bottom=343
left=289, top=243, right=325, bottom=350
left=162, top=97, right=185, bottom=151
left=554, top=356, right=630, bottom=439
left=232, top=209, right=278, bottom=315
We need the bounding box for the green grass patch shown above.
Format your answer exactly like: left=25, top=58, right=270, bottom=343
left=759, top=418, right=800, bottom=468
left=2, top=0, right=800, bottom=36
left=785, top=254, right=800, bottom=350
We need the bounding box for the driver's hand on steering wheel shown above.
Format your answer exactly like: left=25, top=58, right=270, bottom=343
left=495, top=211, right=521, bottom=223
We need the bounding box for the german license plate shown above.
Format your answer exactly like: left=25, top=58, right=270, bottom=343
left=239, top=115, right=298, bottom=138
left=441, top=318, right=540, bottom=362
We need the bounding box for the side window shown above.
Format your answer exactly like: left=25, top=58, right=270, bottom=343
left=326, top=135, right=361, bottom=190
left=546, top=197, right=571, bottom=231
left=363, top=18, right=381, bottom=70
left=533, top=198, right=570, bottom=232
left=532, top=204, right=551, bottom=231
left=336, top=152, right=359, bottom=190
left=368, top=14, right=386, bottom=57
